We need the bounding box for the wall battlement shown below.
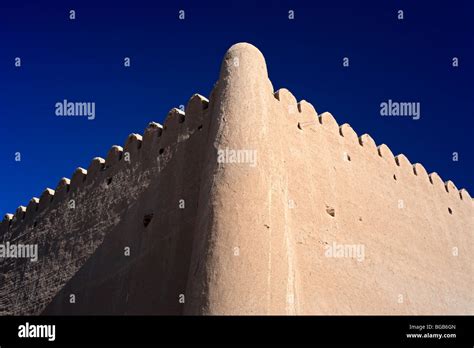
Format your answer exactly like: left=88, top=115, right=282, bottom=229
left=0, top=94, right=210, bottom=237
left=0, top=43, right=472, bottom=315
left=273, top=87, right=471, bottom=206
left=1, top=84, right=470, bottom=232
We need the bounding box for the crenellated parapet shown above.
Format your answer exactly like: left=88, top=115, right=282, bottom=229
left=0, top=91, right=212, bottom=239
left=272, top=85, right=472, bottom=210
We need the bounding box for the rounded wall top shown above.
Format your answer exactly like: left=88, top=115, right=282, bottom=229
left=219, top=42, right=269, bottom=80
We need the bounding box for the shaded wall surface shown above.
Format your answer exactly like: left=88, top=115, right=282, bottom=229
left=0, top=43, right=472, bottom=315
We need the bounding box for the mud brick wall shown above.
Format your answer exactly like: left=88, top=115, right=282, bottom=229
left=0, top=94, right=210, bottom=315
left=1, top=43, right=472, bottom=315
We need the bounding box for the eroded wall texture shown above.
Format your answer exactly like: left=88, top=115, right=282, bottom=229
left=0, top=43, right=472, bottom=315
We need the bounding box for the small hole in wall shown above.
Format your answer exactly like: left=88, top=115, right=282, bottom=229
left=159, top=148, right=164, bottom=155
left=143, top=213, right=154, bottom=227
left=325, top=205, right=335, bottom=217
left=393, top=174, right=397, bottom=181
left=198, top=125, right=203, bottom=131
left=346, top=153, right=351, bottom=162
left=448, top=207, right=453, bottom=215
left=106, top=177, right=113, bottom=186
left=33, top=221, right=38, bottom=228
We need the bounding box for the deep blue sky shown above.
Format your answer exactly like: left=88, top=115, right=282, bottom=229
left=0, top=0, right=473, bottom=215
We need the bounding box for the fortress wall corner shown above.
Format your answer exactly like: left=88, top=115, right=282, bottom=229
left=1, top=43, right=472, bottom=316
left=185, top=43, right=301, bottom=315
